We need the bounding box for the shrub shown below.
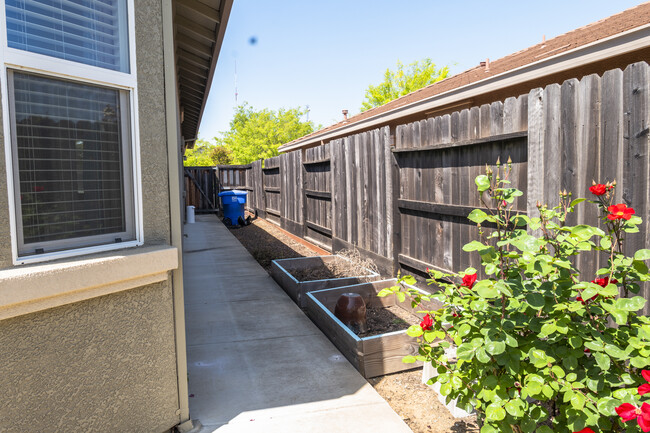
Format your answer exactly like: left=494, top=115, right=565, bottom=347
left=383, top=161, right=650, bottom=432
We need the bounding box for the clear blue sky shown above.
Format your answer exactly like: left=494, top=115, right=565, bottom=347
left=199, top=0, right=645, bottom=140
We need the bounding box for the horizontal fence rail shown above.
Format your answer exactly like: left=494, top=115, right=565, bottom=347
left=195, top=61, right=649, bottom=312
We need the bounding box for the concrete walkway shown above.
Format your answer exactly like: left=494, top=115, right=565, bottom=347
left=183, top=215, right=412, bottom=433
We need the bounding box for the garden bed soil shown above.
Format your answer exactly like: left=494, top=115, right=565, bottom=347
left=225, top=216, right=478, bottom=433
left=357, top=304, right=422, bottom=337
left=288, top=250, right=379, bottom=282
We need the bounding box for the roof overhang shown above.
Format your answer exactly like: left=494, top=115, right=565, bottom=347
left=173, top=0, right=233, bottom=147
left=279, top=23, right=650, bottom=153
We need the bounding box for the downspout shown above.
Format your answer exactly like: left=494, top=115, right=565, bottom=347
left=161, top=0, right=192, bottom=428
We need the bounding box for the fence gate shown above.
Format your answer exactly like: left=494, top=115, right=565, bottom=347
left=184, top=167, right=219, bottom=213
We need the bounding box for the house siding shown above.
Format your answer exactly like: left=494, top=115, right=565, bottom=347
left=0, top=279, right=180, bottom=432
left=0, top=0, right=182, bottom=431
left=0, top=84, right=9, bottom=268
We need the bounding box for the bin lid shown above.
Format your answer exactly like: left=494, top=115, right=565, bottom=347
left=218, top=189, right=248, bottom=197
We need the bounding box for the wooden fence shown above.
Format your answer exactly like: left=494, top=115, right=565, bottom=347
left=200, top=61, right=649, bottom=308
left=184, top=165, right=252, bottom=213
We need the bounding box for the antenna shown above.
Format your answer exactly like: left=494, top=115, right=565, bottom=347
left=234, top=59, right=238, bottom=104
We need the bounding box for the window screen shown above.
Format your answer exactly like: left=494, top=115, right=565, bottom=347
left=9, top=71, right=134, bottom=255
left=6, top=0, right=129, bottom=72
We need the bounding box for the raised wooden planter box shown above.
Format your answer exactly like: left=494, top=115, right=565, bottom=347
left=270, top=255, right=380, bottom=308
left=305, top=278, right=442, bottom=378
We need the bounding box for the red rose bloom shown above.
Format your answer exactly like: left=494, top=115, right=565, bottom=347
left=589, top=184, right=607, bottom=196
left=592, top=277, right=618, bottom=287
left=643, top=370, right=650, bottom=382
left=461, top=273, right=477, bottom=289
left=420, top=314, right=433, bottom=331
left=608, top=203, right=635, bottom=221
left=616, top=402, right=650, bottom=432
left=576, top=294, right=597, bottom=304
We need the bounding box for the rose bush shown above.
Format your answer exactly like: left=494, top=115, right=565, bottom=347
left=381, top=163, right=650, bottom=432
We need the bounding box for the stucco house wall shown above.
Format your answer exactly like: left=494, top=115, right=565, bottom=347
left=0, top=0, right=183, bottom=430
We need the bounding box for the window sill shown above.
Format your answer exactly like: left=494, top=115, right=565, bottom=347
left=0, top=245, right=178, bottom=321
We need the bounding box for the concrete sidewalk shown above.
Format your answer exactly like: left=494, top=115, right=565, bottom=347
left=183, top=215, right=412, bottom=433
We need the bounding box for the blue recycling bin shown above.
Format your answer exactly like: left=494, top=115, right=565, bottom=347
left=219, top=189, right=248, bottom=225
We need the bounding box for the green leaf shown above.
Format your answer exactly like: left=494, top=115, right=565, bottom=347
left=456, top=343, right=476, bottom=361
left=635, top=249, right=650, bottom=261
left=570, top=392, right=585, bottom=410
left=597, top=397, right=618, bottom=416
left=439, top=381, right=452, bottom=396
left=604, top=344, right=628, bottom=360
left=581, top=286, right=598, bottom=302
left=551, top=365, right=565, bottom=378
left=377, top=288, right=394, bottom=297
left=526, top=293, right=545, bottom=310
left=406, top=325, right=423, bottom=337
left=570, top=225, right=604, bottom=240
left=458, top=324, right=471, bottom=338
left=468, top=209, right=489, bottom=224
left=563, top=356, right=578, bottom=370
left=594, top=352, right=610, bottom=370
left=476, top=281, right=498, bottom=299
left=423, top=331, right=437, bottom=343
left=480, top=424, right=497, bottom=433
left=537, top=426, right=553, bottom=433
left=504, top=333, right=518, bottom=348
left=568, top=335, right=583, bottom=349
left=631, top=356, right=650, bottom=368
left=402, top=355, right=417, bottom=363
left=570, top=198, right=586, bottom=207
left=611, top=309, right=629, bottom=325
left=402, top=275, right=417, bottom=286
left=463, top=240, right=487, bottom=252
left=539, top=322, right=557, bottom=337
left=486, top=402, right=506, bottom=421
left=505, top=399, right=525, bottom=417
left=600, top=237, right=612, bottom=249
left=485, top=340, right=506, bottom=355
left=396, top=292, right=406, bottom=303
left=586, top=377, right=603, bottom=393
left=476, top=347, right=491, bottom=363
left=584, top=341, right=603, bottom=351
left=616, top=296, right=646, bottom=312
left=475, top=175, right=490, bottom=192
left=598, top=283, right=619, bottom=297
left=542, top=384, right=554, bottom=399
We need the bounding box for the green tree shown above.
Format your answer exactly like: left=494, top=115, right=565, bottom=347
left=183, top=138, right=233, bottom=166
left=360, top=58, right=449, bottom=112
left=218, top=103, right=317, bottom=164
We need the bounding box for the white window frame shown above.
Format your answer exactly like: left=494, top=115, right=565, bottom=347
left=0, top=0, right=143, bottom=265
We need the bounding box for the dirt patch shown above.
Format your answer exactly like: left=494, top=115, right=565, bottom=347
left=226, top=216, right=320, bottom=269
left=357, top=305, right=421, bottom=337
left=225, top=216, right=479, bottom=433
left=369, top=370, right=479, bottom=433
left=288, top=250, right=378, bottom=281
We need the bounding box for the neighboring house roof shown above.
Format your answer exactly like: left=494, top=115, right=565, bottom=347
left=279, top=2, right=650, bottom=152
left=174, top=0, right=233, bottom=146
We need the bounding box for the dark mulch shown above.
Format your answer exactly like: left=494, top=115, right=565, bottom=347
left=357, top=305, right=422, bottom=337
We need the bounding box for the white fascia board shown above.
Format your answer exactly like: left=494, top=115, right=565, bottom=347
left=279, top=23, right=650, bottom=152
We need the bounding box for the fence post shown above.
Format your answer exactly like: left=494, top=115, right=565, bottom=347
left=301, top=148, right=308, bottom=238
left=388, top=126, right=402, bottom=276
